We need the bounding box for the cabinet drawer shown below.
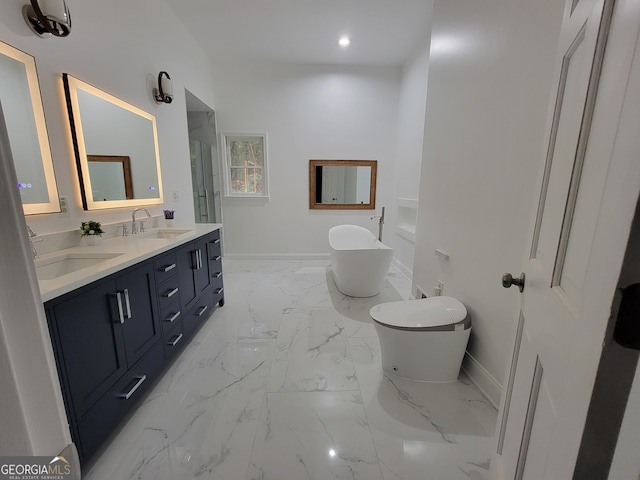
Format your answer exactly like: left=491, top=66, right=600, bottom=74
left=213, top=284, right=225, bottom=307
left=211, top=274, right=224, bottom=293
left=160, top=300, right=182, bottom=335
left=154, top=252, right=178, bottom=285
left=76, top=341, right=164, bottom=460
left=164, top=322, right=185, bottom=360
left=210, top=257, right=223, bottom=280
left=183, top=292, right=215, bottom=338
left=157, top=280, right=180, bottom=311
left=208, top=232, right=221, bottom=255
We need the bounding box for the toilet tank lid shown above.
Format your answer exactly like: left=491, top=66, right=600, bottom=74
left=369, top=296, right=468, bottom=329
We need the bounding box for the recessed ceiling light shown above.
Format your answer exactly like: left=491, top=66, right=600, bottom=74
left=338, top=36, right=351, bottom=47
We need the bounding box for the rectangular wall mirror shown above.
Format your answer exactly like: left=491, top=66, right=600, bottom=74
left=309, top=159, right=377, bottom=210
left=0, top=41, right=60, bottom=215
left=63, top=74, right=163, bottom=210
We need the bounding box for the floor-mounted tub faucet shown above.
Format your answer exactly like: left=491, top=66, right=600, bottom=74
left=370, top=206, right=385, bottom=242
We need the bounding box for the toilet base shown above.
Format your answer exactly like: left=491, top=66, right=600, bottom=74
left=374, top=323, right=470, bottom=383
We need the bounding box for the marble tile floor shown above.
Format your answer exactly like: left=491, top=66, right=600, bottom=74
left=83, top=260, right=497, bottom=480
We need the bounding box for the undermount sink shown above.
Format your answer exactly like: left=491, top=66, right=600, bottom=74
left=138, top=229, right=193, bottom=239
left=35, top=252, right=124, bottom=281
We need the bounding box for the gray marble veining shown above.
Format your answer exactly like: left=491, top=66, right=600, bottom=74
left=83, top=260, right=497, bottom=480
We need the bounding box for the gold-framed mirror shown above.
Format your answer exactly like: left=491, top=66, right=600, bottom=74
left=63, top=74, right=163, bottom=210
left=0, top=41, right=60, bottom=215
left=309, top=159, right=377, bottom=210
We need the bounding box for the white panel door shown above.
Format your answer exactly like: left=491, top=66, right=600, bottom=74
left=492, top=0, right=640, bottom=478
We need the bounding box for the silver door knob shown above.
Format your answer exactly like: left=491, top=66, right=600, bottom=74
left=502, top=272, right=525, bottom=292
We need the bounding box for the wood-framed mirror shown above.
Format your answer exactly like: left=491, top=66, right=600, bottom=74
left=309, top=159, right=377, bottom=210
left=87, top=155, right=134, bottom=201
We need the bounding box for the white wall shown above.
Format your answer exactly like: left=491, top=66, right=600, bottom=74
left=211, top=61, right=400, bottom=257
left=0, top=0, right=215, bottom=457
left=0, top=0, right=215, bottom=234
left=387, top=28, right=432, bottom=280
left=413, top=0, right=564, bottom=404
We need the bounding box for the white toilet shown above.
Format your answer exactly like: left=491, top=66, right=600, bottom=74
left=370, top=296, right=471, bottom=382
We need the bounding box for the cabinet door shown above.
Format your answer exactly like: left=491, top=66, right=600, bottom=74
left=177, top=241, right=198, bottom=311
left=51, top=280, right=126, bottom=421
left=194, top=236, right=212, bottom=296
left=116, top=263, right=160, bottom=367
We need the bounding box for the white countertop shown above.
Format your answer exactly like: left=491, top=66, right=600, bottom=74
left=37, top=224, right=222, bottom=303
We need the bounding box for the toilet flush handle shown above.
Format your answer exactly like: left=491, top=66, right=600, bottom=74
left=502, top=272, right=525, bottom=292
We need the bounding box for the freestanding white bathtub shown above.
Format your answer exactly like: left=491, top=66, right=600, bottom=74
left=329, top=224, right=394, bottom=297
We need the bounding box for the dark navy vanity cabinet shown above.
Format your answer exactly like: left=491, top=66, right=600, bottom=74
left=177, top=230, right=225, bottom=339
left=44, top=229, right=224, bottom=465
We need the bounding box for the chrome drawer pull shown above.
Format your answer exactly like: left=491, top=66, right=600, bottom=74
left=163, top=263, right=176, bottom=272
left=213, top=272, right=222, bottom=278
left=197, top=305, right=208, bottom=317
left=214, top=255, right=221, bottom=261
left=213, top=238, right=220, bottom=244
left=116, top=292, right=125, bottom=324
left=166, top=311, right=181, bottom=322
left=215, top=287, right=224, bottom=295
left=165, top=287, right=179, bottom=298
left=119, top=375, right=146, bottom=400
left=167, top=333, right=183, bottom=347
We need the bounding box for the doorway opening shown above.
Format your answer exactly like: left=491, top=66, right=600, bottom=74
left=185, top=89, right=221, bottom=224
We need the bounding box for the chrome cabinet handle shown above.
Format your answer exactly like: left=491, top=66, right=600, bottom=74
left=116, top=292, right=125, bottom=324
left=192, top=249, right=203, bottom=270
left=197, top=305, right=208, bottom=317
left=215, top=287, right=224, bottom=295
left=191, top=250, right=197, bottom=270
left=119, top=375, right=146, bottom=400
left=165, top=287, right=179, bottom=298
left=502, top=272, right=525, bottom=292
left=123, top=289, right=132, bottom=319
left=213, top=238, right=220, bottom=244
left=166, top=311, right=181, bottom=322
left=213, top=272, right=222, bottom=278
left=213, top=255, right=221, bottom=261
left=163, top=263, right=176, bottom=272
left=167, top=333, right=183, bottom=347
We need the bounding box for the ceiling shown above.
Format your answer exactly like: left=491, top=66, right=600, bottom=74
left=165, top=0, right=431, bottom=67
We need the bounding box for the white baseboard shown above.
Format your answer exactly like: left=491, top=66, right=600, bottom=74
left=391, top=257, right=412, bottom=281
left=223, top=254, right=415, bottom=277
left=461, top=352, right=502, bottom=409
left=223, top=253, right=331, bottom=261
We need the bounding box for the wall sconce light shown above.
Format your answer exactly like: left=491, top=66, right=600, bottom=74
left=153, top=71, right=173, bottom=104
left=23, top=0, right=72, bottom=38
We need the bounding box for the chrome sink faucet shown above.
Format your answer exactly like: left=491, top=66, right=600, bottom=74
left=27, top=224, right=43, bottom=258
left=131, top=208, right=151, bottom=234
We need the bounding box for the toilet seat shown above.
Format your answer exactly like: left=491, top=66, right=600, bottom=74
left=370, top=296, right=470, bottom=332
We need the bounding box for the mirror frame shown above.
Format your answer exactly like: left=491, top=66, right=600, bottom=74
left=0, top=41, right=60, bottom=215
left=309, top=159, right=377, bottom=210
left=63, top=73, right=164, bottom=210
